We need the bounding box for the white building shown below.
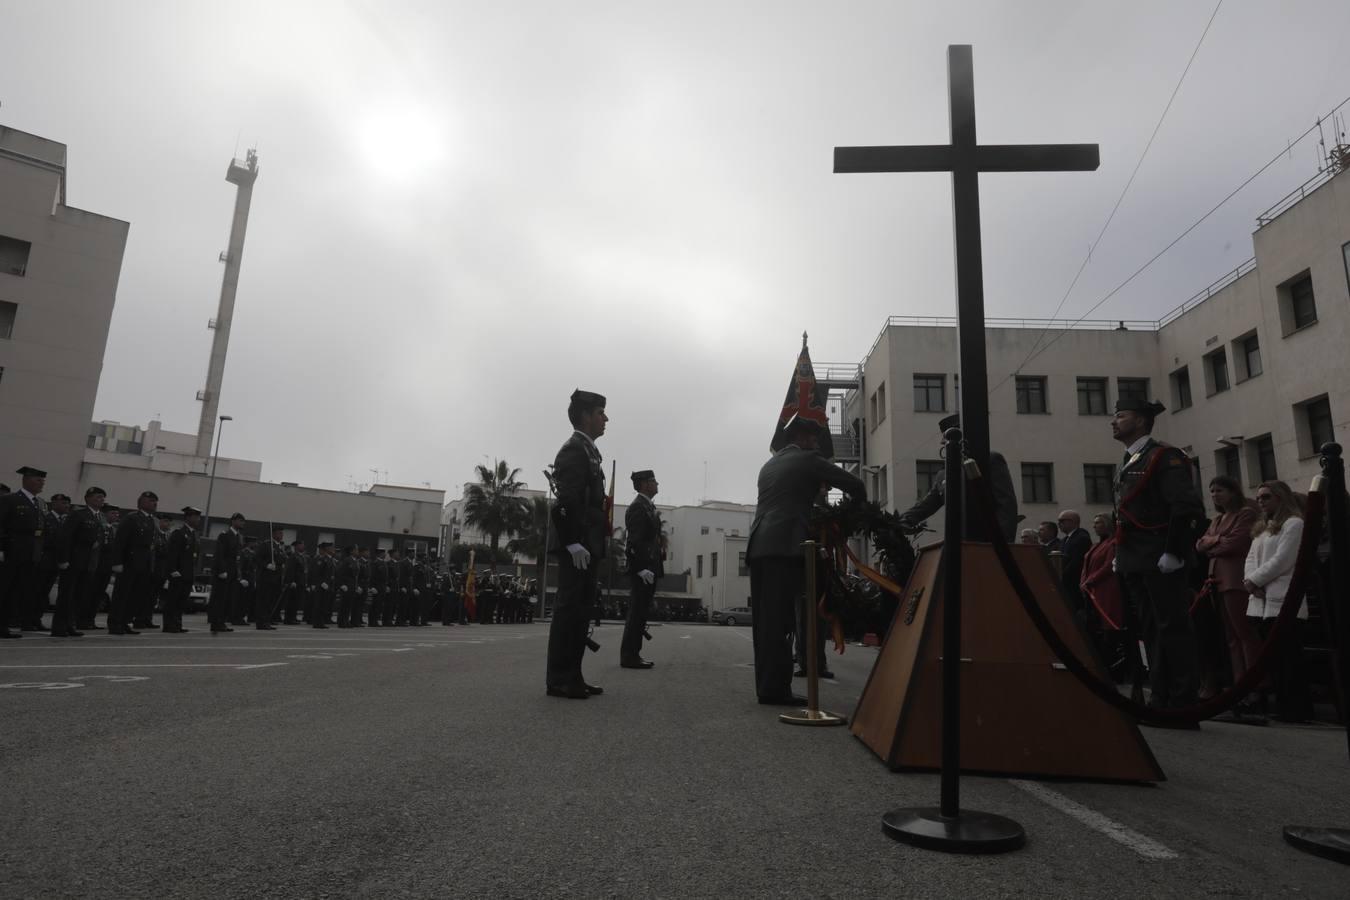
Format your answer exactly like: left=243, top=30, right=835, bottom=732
left=847, top=160, right=1350, bottom=548
left=0, top=126, right=129, bottom=490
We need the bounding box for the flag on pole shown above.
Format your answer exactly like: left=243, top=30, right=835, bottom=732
left=463, top=550, right=478, bottom=621
left=770, top=332, right=834, bottom=458
left=604, top=460, right=616, bottom=537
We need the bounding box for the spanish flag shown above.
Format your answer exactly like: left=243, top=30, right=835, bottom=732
left=771, top=332, right=834, bottom=459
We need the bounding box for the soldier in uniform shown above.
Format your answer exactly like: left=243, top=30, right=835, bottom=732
left=545, top=389, right=610, bottom=700
left=107, top=491, right=160, bottom=635
left=282, top=539, right=308, bottom=624
left=85, top=505, right=119, bottom=630
left=351, top=546, right=370, bottom=627
left=310, top=542, right=335, bottom=628
left=256, top=525, right=286, bottom=629
left=238, top=537, right=259, bottom=626
left=139, top=511, right=173, bottom=629
left=747, top=416, right=866, bottom=705
left=1111, top=397, right=1206, bottom=714
left=622, top=469, right=663, bottom=669
left=897, top=413, right=1021, bottom=541
left=336, top=544, right=359, bottom=627
left=410, top=553, right=429, bottom=626
left=368, top=548, right=388, bottom=626
left=0, top=466, right=50, bottom=637
left=163, top=507, right=202, bottom=633
left=54, top=487, right=107, bottom=637
left=209, top=512, right=245, bottom=633
left=32, top=492, right=70, bottom=630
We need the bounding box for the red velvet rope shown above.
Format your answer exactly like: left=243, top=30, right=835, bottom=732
left=970, top=472, right=1325, bottom=725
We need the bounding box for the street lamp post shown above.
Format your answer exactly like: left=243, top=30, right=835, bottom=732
left=202, top=414, right=232, bottom=536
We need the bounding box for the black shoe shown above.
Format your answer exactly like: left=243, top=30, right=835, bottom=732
left=283, top=619, right=300, bottom=625
left=758, top=694, right=808, bottom=706
left=621, top=660, right=655, bottom=669
left=547, top=685, right=589, bottom=699
left=134, top=621, right=156, bottom=629
left=256, top=624, right=276, bottom=630
left=124, top=626, right=141, bottom=635
left=820, top=670, right=835, bottom=680
left=108, top=626, right=127, bottom=635
left=312, top=623, right=329, bottom=629
left=68, top=629, right=85, bottom=637
left=793, top=669, right=807, bottom=677
left=210, top=625, right=234, bottom=633
left=583, top=683, right=604, bottom=695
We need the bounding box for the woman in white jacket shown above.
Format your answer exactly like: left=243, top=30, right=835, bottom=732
left=1242, top=480, right=1312, bottom=721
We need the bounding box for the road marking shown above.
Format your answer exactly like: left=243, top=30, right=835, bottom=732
left=0, top=663, right=289, bottom=671
left=1008, top=780, right=1179, bottom=860
left=0, top=681, right=83, bottom=690
left=69, top=675, right=149, bottom=682
left=680, top=635, right=691, bottom=640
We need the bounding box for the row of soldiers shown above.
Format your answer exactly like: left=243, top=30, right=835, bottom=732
left=205, top=511, right=459, bottom=631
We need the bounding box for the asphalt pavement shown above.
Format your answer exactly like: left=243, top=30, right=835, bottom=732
left=1, top=617, right=1347, bottom=899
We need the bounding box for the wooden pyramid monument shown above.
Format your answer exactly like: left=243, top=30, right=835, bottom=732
left=850, top=541, right=1165, bottom=782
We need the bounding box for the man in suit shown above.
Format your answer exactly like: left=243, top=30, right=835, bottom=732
left=622, top=469, right=663, bottom=669
left=747, top=416, right=866, bottom=705
left=545, top=389, right=609, bottom=700
left=32, top=492, right=70, bottom=630
left=1112, top=397, right=1205, bottom=715
left=54, top=487, right=107, bottom=637
left=162, top=507, right=202, bottom=633
left=209, top=512, right=245, bottom=633
left=0, top=466, right=50, bottom=637
left=108, top=490, right=160, bottom=635
left=897, top=414, right=1020, bottom=542
left=1056, top=510, right=1092, bottom=614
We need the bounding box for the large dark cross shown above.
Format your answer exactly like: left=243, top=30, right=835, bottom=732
left=835, top=45, right=1099, bottom=508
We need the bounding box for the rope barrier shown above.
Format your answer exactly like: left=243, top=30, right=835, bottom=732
left=969, top=470, right=1326, bottom=726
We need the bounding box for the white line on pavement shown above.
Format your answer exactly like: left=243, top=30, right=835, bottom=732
left=1008, top=779, right=1179, bottom=860
left=0, top=663, right=289, bottom=670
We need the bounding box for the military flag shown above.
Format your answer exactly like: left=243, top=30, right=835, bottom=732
left=770, top=332, right=834, bottom=458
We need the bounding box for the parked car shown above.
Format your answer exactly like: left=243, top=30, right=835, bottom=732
left=712, top=606, right=753, bottom=626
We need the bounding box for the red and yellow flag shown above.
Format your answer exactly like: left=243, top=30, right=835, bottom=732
left=604, top=460, right=616, bottom=536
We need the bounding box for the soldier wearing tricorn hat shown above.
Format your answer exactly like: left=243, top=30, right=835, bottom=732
left=621, top=468, right=662, bottom=669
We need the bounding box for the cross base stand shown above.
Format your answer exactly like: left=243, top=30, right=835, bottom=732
left=882, top=807, right=1026, bottom=854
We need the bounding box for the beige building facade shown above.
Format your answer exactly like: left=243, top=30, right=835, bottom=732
left=849, top=164, right=1350, bottom=548
left=0, top=126, right=129, bottom=490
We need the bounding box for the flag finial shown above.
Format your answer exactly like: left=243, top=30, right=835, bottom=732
left=802, top=330, right=808, bottom=349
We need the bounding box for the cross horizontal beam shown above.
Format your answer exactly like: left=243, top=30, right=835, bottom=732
left=834, top=144, right=1099, bottom=174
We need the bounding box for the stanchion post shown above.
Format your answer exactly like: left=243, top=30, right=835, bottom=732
left=880, top=425, right=1025, bottom=853
left=780, top=540, right=845, bottom=726
left=1283, top=442, right=1350, bottom=865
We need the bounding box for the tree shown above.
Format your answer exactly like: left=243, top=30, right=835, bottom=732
left=463, top=459, right=531, bottom=556
left=506, top=496, right=551, bottom=562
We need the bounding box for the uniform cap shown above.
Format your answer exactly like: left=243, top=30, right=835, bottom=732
left=937, top=413, right=961, bottom=434
left=16, top=466, right=47, bottom=477
left=50, top=493, right=71, bottom=503
left=230, top=512, right=246, bottom=522
left=85, top=486, right=107, bottom=498
left=140, top=490, right=159, bottom=501
left=631, top=469, right=655, bottom=486
left=569, top=389, right=606, bottom=408
left=182, top=506, right=202, bottom=516
left=1115, top=397, right=1166, bottom=418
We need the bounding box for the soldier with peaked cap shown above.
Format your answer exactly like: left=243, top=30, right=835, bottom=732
left=897, top=413, right=1021, bottom=542
left=368, top=547, right=389, bottom=626
left=310, top=542, right=336, bottom=628
left=54, top=487, right=107, bottom=637
left=0, top=466, right=49, bottom=637
left=747, top=415, right=866, bottom=705
left=34, top=492, right=71, bottom=631
left=162, top=507, right=202, bottom=633
left=209, top=512, right=245, bottom=633
left=256, top=524, right=286, bottom=629
left=82, top=501, right=118, bottom=629
left=108, top=490, right=159, bottom=635
left=1112, top=396, right=1206, bottom=715
left=282, top=539, right=308, bottom=625
left=545, top=389, right=610, bottom=699
left=621, top=469, right=663, bottom=669
left=238, top=536, right=261, bottom=627
left=140, top=509, right=173, bottom=629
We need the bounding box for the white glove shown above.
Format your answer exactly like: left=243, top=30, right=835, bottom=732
left=266, top=563, right=276, bottom=571
left=111, top=564, right=124, bottom=574
left=413, top=589, right=420, bottom=597
left=162, top=580, right=169, bottom=589
left=239, top=579, right=250, bottom=588
left=58, top=562, right=70, bottom=571
left=217, top=571, right=228, bottom=580
left=1111, top=557, right=1118, bottom=573
left=638, top=569, right=654, bottom=585
left=401, top=587, right=407, bottom=594
left=340, top=585, right=349, bottom=593
left=320, top=582, right=329, bottom=590
left=290, top=582, right=297, bottom=588
left=1157, top=553, right=1184, bottom=574
left=567, top=543, right=591, bottom=570
left=171, top=571, right=181, bottom=578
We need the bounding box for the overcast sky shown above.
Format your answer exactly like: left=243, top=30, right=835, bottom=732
left=4, top=1, right=1349, bottom=505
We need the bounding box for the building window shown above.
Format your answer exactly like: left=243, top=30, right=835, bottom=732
left=1022, top=463, right=1054, bottom=504
left=1216, top=446, right=1241, bottom=482
left=1248, top=435, right=1277, bottom=484
left=876, top=382, right=886, bottom=424
left=710, top=552, right=718, bottom=577
left=737, top=552, right=748, bottom=577
left=696, top=555, right=703, bottom=579
left=1015, top=376, right=1048, bottom=414
left=877, top=464, right=889, bottom=507
left=0, top=235, right=32, bottom=277
left=1299, top=396, right=1335, bottom=457
left=916, top=460, right=943, bottom=498
left=1204, top=349, right=1229, bottom=396
left=1117, top=378, right=1149, bottom=408
left=1083, top=464, right=1115, bottom=505
left=699, top=525, right=709, bottom=535
left=1234, top=332, right=1262, bottom=381
left=913, top=374, right=945, bottom=412
left=1076, top=377, right=1108, bottom=416
left=1279, top=272, right=1318, bottom=334
left=0, top=300, right=16, bottom=340
left=1170, top=366, right=1192, bottom=411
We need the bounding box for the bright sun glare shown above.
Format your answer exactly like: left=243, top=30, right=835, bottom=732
left=354, top=102, right=449, bottom=185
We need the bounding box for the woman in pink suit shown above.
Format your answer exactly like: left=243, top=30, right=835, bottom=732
left=1195, top=476, right=1258, bottom=700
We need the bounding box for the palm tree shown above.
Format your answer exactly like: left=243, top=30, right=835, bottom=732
left=506, top=496, right=552, bottom=562
left=463, top=460, right=531, bottom=556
